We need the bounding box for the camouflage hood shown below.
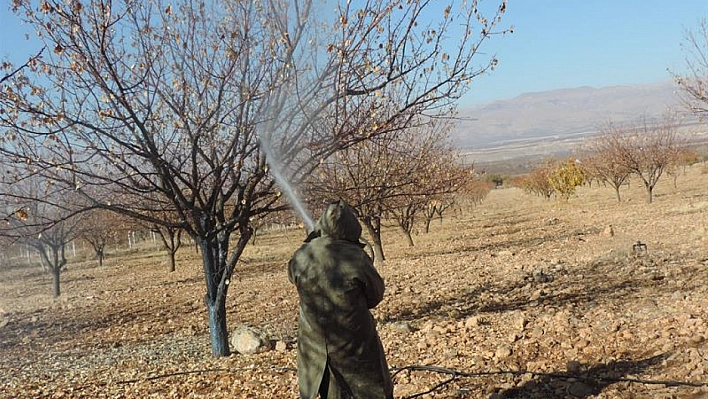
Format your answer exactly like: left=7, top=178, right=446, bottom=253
left=310, top=200, right=362, bottom=243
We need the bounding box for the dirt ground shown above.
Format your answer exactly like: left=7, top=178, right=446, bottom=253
left=1, top=165, right=707, bottom=399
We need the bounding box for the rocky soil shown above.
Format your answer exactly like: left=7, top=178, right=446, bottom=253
left=1, top=165, right=707, bottom=398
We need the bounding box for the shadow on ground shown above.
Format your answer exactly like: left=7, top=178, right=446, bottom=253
left=386, top=252, right=677, bottom=323
left=490, top=354, right=668, bottom=398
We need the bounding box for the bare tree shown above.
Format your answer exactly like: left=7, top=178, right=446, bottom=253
left=422, top=199, right=445, bottom=234
left=31, top=218, right=83, bottom=297
left=150, top=224, right=183, bottom=273
left=0, top=179, right=82, bottom=297
left=309, top=119, right=462, bottom=259
left=421, top=190, right=465, bottom=234
left=676, top=148, right=701, bottom=173
left=675, top=19, right=708, bottom=120
left=0, top=0, right=508, bottom=356
left=129, top=192, right=186, bottom=272
left=600, top=117, right=681, bottom=203
left=449, top=167, right=493, bottom=217
left=386, top=133, right=467, bottom=246
left=308, top=132, right=407, bottom=262
left=79, top=209, right=132, bottom=267
left=580, top=145, right=631, bottom=202
left=517, top=161, right=556, bottom=200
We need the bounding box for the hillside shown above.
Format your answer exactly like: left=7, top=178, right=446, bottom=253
left=452, top=81, right=708, bottom=166
left=454, top=81, right=683, bottom=148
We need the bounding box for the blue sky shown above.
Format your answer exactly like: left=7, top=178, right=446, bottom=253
left=461, top=1, right=708, bottom=107
left=2, top=1, right=707, bottom=107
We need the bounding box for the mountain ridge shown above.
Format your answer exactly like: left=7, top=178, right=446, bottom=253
left=453, top=80, right=685, bottom=150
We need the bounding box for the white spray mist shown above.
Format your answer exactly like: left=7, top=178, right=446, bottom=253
left=258, top=132, right=315, bottom=232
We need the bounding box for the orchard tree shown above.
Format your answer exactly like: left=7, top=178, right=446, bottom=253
left=600, top=117, right=681, bottom=203
left=385, top=123, right=465, bottom=248
left=307, top=131, right=410, bottom=262
left=0, top=0, right=509, bottom=356
left=422, top=199, right=444, bottom=234
left=386, top=157, right=466, bottom=247
left=675, top=18, right=708, bottom=120
left=150, top=223, right=184, bottom=273
left=27, top=216, right=83, bottom=297
left=133, top=196, right=186, bottom=273
left=464, top=175, right=494, bottom=206
left=420, top=168, right=481, bottom=234
left=309, top=118, right=463, bottom=259
left=450, top=169, right=493, bottom=216
left=422, top=196, right=454, bottom=234
left=548, top=158, right=585, bottom=201
left=581, top=143, right=631, bottom=202
left=79, top=209, right=132, bottom=267
left=676, top=148, right=700, bottom=173
left=0, top=178, right=83, bottom=298
left=674, top=19, right=708, bottom=173
left=518, top=161, right=555, bottom=199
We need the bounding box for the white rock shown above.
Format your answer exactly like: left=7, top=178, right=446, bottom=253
left=465, top=316, right=482, bottom=329
left=230, top=324, right=271, bottom=355
left=495, top=345, right=512, bottom=359
left=390, top=321, right=413, bottom=333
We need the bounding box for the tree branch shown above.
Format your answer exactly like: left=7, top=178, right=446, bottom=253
left=0, top=47, right=45, bottom=85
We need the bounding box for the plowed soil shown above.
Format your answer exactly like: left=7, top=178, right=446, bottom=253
left=1, top=165, right=707, bottom=398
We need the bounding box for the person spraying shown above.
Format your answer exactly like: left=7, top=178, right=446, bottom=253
left=288, top=200, right=393, bottom=399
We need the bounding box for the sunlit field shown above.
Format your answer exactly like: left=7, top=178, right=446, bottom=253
left=1, top=164, right=707, bottom=399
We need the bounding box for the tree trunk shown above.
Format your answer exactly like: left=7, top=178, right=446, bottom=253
left=197, top=228, right=251, bottom=357
left=199, top=237, right=232, bottom=357
left=206, top=296, right=229, bottom=356
left=371, top=233, right=384, bottom=265
left=423, top=216, right=432, bottom=234
left=156, top=227, right=182, bottom=273
left=362, top=218, right=385, bottom=264
left=613, top=185, right=622, bottom=202
left=51, top=266, right=61, bottom=298
left=167, top=251, right=176, bottom=273
left=644, top=182, right=653, bottom=204
left=401, top=226, right=414, bottom=247
left=39, top=254, right=47, bottom=271
left=97, top=250, right=104, bottom=267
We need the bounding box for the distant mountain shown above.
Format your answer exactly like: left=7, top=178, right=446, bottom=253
left=453, top=81, right=684, bottom=150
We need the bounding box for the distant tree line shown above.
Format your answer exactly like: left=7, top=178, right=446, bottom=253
left=515, top=114, right=697, bottom=203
